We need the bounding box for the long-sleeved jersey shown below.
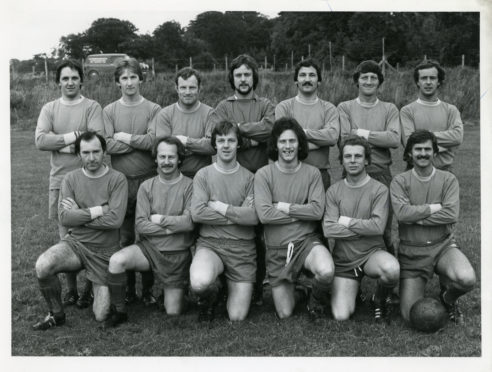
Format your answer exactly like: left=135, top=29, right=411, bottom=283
left=35, top=97, right=104, bottom=189
left=275, top=97, right=340, bottom=170
left=155, top=102, right=214, bottom=177
left=207, top=94, right=275, bottom=172
left=191, top=163, right=258, bottom=240
left=103, top=97, right=161, bottom=178
left=390, top=167, right=459, bottom=245
left=255, top=162, right=325, bottom=247
left=59, top=167, right=128, bottom=253
left=135, top=173, right=194, bottom=252
left=338, top=98, right=400, bottom=171
left=400, top=99, right=463, bottom=169
left=323, top=176, right=388, bottom=269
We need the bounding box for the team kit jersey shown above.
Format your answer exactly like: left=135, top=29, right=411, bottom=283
left=155, top=102, right=214, bottom=177
left=208, top=94, right=275, bottom=172
left=191, top=163, right=257, bottom=241
left=338, top=98, right=400, bottom=172
left=275, top=97, right=340, bottom=170
left=323, top=176, right=389, bottom=271
left=35, top=96, right=104, bottom=190
left=58, top=167, right=128, bottom=254
left=400, top=99, right=463, bottom=170
left=103, top=97, right=161, bottom=178
left=135, top=174, right=194, bottom=252
left=254, top=162, right=325, bottom=247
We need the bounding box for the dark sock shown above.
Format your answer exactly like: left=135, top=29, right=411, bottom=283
left=374, top=282, right=393, bottom=304
left=141, top=271, right=154, bottom=294
left=108, top=272, right=127, bottom=313
left=443, top=286, right=468, bottom=304
left=126, top=270, right=136, bottom=293
left=38, top=275, right=64, bottom=314
left=81, top=276, right=92, bottom=295
left=312, top=280, right=331, bottom=305
left=65, top=272, right=78, bottom=292
left=196, top=281, right=219, bottom=304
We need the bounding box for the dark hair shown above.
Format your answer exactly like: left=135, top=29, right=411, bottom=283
left=228, top=54, right=259, bottom=90
left=175, top=67, right=202, bottom=87
left=339, top=135, right=372, bottom=165
left=75, top=131, right=106, bottom=154
left=153, top=136, right=186, bottom=165
left=294, top=58, right=322, bottom=82
left=352, top=60, right=384, bottom=86
left=267, top=117, right=309, bottom=161
left=56, top=59, right=84, bottom=84
left=114, top=57, right=143, bottom=82
left=403, top=130, right=439, bottom=168
left=211, top=121, right=243, bottom=150
left=413, top=59, right=445, bottom=85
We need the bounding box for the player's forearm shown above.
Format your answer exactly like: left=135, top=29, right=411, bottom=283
left=305, top=126, right=339, bottom=146
left=162, top=215, right=195, bottom=233
left=185, top=137, right=215, bottom=155
left=289, top=203, right=324, bottom=221
left=35, top=131, right=73, bottom=151
left=322, top=221, right=359, bottom=239
left=59, top=209, right=93, bottom=227
left=434, top=128, right=463, bottom=147
left=367, top=130, right=400, bottom=148
left=346, top=217, right=386, bottom=236
left=191, top=204, right=230, bottom=225
left=130, top=133, right=155, bottom=151
left=105, top=138, right=133, bottom=154
left=225, top=206, right=259, bottom=226
left=135, top=217, right=170, bottom=236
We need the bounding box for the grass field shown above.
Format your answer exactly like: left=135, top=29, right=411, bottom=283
left=10, top=122, right=481, bottom=356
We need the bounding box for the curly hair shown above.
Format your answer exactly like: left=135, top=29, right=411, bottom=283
left=403, top=130, right=439, bottom=168
left=267, top=117, right=309, bottom=161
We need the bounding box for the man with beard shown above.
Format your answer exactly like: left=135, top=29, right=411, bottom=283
left=32, top=132, right=128, bottom=330
left=190, top=121, right=258, bottom=321
left=105, top=137, right=194, bottom=327
left=103, top=58, right=161, bottom=305
left=275, top=58, right=339, bottom=190
left=400, top=60, right=463, bottom=172
left=208, top=54, right=275, bottom=305
left=35, top=60, right=103, bottom=309
left=390, top=130, right=475, bottom=323
left=323, top=135, right=399, bottom=322
left=255, top=117, right=334, bottom=319
left=155, top=67, right=214, bottom=178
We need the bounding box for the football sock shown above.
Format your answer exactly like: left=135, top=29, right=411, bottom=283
left=108, top=272, right=127, bottom=313
left=312, top=280, right=331, bottom=304
left=374, top=282, right=393, bottom=304
left=126, top=270, right=136, bottom=293
left=81, top=276, right=92, bottom=295
left=38, top=275, right=63, bottom=314
left=141, top=271, right=154, bottom=294
left=65, top=272, right=78, bottom=292
left=442, top=286, right=468, bottom=304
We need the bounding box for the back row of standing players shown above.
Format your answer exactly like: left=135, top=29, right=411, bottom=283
left=32, top=54, right=475, bottom=330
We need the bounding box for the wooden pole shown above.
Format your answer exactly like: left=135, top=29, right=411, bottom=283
left=225, top=55, right=228, bottom=71
left=264, top=56, right=267, bottom=70
left=285, top=63, right=288, bottom=72
left=291, top=51, right=294, bottom=70
left=151, top=58, right=155, bottom=78
left=308, top=44, right=311, bottom=57
left=32, top=65, right=35, bottom=75
left=213, top=64, right=216, bottom=72
left=329, top=41, right=332, bottom=71
left=175, top=64, right=178, bottom=73
left=462, top=54, right=465, bottom=68
left=396, top=62, right=399, bottom=72
left=44, top=56, right=48, bottom=84
left=342, top=55, right=345, bottom=71
left=381, top=37, right=386, bottom=76
left=273, top=55, right=276, bottom=71
left=81, top=58, right=85, bottom=74
left=189, top=57, right=192, bottom=68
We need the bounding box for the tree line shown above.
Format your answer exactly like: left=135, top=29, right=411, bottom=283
left=10, top=12, right=479, bottom=73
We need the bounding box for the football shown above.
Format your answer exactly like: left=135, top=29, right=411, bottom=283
left=410, top=297, right=448, bottom=332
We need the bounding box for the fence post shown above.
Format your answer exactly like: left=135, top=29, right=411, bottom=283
left=291, top=51, right=294, bottom=70
left=152, top=58, right=155, bottom=78
left=396, top=62, right=399, bottom=72
left=213, top=64, right=216, bottom=72
left=44, top=56, right=48, bottom=84
left=285, top=63, right=288, bottom=72
left=264, top=56, right=267, bottom=70
left=273, top=55, right=276, bottom=71
left=225, top=55, right=228, bottom=71
left=329, top=41, right=332, bottom=71
left=462, top=55, right=465, bottom=68
left=189, top=57, right=192, bottom=68
left=308, top=44, right=311, bottom=57
left=175, top=64, right=178, bottom=73
left=342, top=55, right=345, bottom=71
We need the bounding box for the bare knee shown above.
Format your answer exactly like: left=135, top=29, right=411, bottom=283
left=165, top=304, right=183, bottom=316
left=314, top=265, right=334, bottom=284
left=35, top=253, right=54, bottom=279
left=109, top=252, right=129, bottom=273
left=456, top=267, right=476, bottom=290
left=380, top=261, right=400, bottom=284
left=228, top=307, right=248, bottom=321
left=276, top=307, right=294, bottom=319
left=331, top=304, right=353, bottom=321
left=190, top=271, right=214, bottom=294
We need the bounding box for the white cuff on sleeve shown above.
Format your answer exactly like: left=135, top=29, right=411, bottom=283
left=338, top=216, right=352, bottom=227
left=429, top=204, right=442, bottom=214
left=150, top=214, right=163, bottom=224
left=276, top=202, right=291, bottom=214
left=114, top=132, right=132, bottom=145
left=214, top=201, right=229, bottom=216
left=63, top=132, right=77, bottom=145
left=89, top=206, right=104, bottom=219
left=59, top=145, right=72, bottom=154
left=357, top=129, right=370, bottom=140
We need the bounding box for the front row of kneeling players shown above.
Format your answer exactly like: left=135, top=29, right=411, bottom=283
left=33, top=119, right=475, bottom=330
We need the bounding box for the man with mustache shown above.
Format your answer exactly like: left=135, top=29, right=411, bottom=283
left=390, top=130, right=475, bottom=324
left=105, top=137, right=194, bottom=327
left=338, top=60, right=400, bottom=256
left=208, top=54, right=275, bottom=305
left=33, top=132, right=128, bottom=330
left=275, top=58, right=340, bottom=190
left=103, top=58, right=161, bottom=306
left=35, top=60, right=104, bottom=309
left=155, top=67, right=214, bottom=178
left=400, top=60, right=463, bottom=172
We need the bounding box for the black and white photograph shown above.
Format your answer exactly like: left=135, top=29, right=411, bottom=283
left=3, top=0, right=491, bottom=370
